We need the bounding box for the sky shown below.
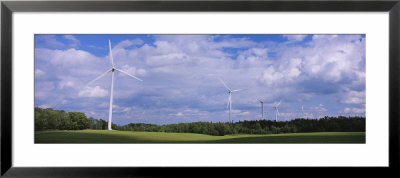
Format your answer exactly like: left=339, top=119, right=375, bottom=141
left=34, top=34, right=366, bottom=125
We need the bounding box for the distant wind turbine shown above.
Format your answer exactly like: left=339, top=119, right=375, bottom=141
left=219, top=78, right=244, bottom=123
left=257, top=99, right=265, bottom=120
left=302, top=105, right=305, bottom=119
left=86, top=40, right=142, bottom=130
left=274, top=100, right=281, bottom=122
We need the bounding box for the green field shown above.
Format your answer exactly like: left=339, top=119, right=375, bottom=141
left=35, top=130, right=365, bottom=143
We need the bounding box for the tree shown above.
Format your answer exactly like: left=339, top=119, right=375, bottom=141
left=69, top=112, right=88, bottom=130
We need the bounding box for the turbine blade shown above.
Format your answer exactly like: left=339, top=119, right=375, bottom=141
left=231, top=89, right=244, bottom=92
left=86, top=69, right=112, bottom=86
left=276, top=100, right=281, bottom=107
left=277, top=108, right=280, bottom=116
left=219, top=78, right=231, bottom=91
left=109, top=40, right=115, bottom=67
left=115, top=68, right=143, bottom=81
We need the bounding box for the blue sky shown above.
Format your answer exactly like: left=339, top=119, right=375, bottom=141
left=34, top=34, right=366, bottom=125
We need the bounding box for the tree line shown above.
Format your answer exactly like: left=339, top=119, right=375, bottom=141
left=35, top=107, right=116, bottom=131
left=115, top=116, right=365, bottom=136
left=35, top=107, right=365, bottom=136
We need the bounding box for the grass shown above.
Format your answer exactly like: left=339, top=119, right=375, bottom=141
left=35, top=130, right=365, bottom=143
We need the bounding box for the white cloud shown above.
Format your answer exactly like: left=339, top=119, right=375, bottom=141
left=38, top=104, right=50, bottom=109
left=122, top=107, right=131, bottom=112
left=99, top=102, right=109, bottom=107
left=310, top=104, right=327, bottom=112
left=212, top=37, right=257, bottom=49
left=169, top=112, right=184, bottom=117
left=35, top=69, right=45, bottom=77
left=342, top=90, right=365, bottom=104
left=36, top=35, right=64, bottom=48
left=237, top=48, right=271, bottom=68
left=280, top=35, right=365, bottom=83
left=343, top=107, right=365, bottom=114
left=283, top=35, right=307, bottom=42
left=312, top=35, right=338, bottom=41
left=114, top=39, right=143, bottom=49
left=79, top=86, right=108, bottom=97
left=229, top=109, right=250, bottom=116
left=64, top=35, right=80, bottom=48
left=88, top=45, right=106, bottom=50
left=59, top=80, right=75, bottom=89
left=146, top=53, right=189, bottom=67
left=35, top=48, right=101, bottom=67
left=259, top=58, right=302, bottom=86
left=120, top=65, right=147, bottom=77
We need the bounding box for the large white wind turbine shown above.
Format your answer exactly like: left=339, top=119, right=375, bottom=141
left=274, top=100, right=281, bottom=122
left=86, top=40, right=142, bottom=130
left=257, top=99, right=265, bottom=120
left=220, top=79, right=243, bottom=123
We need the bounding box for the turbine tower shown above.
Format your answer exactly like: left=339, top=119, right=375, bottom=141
left=257, top=99, right=264, bottom=119
left=86, top=40, right=142, bottom=130
left=219, top=78, right=243, bottom=123
left=302, top=105, right=304, bottom=119
left=274, top=100, right=281, bottom=122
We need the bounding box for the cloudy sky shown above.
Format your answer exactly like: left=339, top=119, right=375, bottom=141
left=34, top=34, right=366, bottom=125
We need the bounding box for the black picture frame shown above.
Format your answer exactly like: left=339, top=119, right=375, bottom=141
left=1, top=0, right=399, bottom=177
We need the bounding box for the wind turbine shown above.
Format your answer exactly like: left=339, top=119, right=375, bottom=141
left=274, top=100, right=281, bottom=122
left=219, top=78, right=243, bottom=123
left=302, top=105, right=305, bottom=119
left=86, top=40, right=142, bottom=130
left=257, top=99, right=264, bottom=119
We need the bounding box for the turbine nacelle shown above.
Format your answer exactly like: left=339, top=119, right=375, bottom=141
left=257, top=99, right=264, bottom=104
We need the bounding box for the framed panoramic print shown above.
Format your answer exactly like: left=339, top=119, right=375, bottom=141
left=1, top=0, right=399, bottom=177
